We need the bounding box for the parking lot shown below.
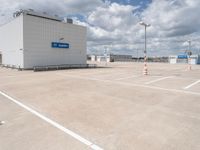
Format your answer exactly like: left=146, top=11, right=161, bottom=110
left=0, top=62, right=200, bottom=150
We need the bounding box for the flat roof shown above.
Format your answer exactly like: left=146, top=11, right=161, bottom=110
left=0, top=62, right=200, bottom=149
left=24, top=11, right=62, bottom=22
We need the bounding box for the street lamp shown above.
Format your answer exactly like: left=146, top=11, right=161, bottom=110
left=104, top=46, right=108, bottom=66
left=187, top=40, right=192, bottom=70
left=139, top=21, right=151, bottom=75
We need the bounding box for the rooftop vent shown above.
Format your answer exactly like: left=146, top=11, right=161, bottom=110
left=28, top=9, right=34, bottom=12
left=13, top=9, right=26, bottom=18
left=63, top=17, right=73, bottom=24
left=67, top=18, right=73, bottom=24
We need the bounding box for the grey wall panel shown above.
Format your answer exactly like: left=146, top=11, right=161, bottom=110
left=0, top=15, right=24, bottom=68
left=23, top=14, right=87, bottom=68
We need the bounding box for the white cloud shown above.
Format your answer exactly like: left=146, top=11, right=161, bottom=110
left=142, top=0, right=200, bottom=38
left=137, top=0, right=200, bottom=55
left=78, top=2, right=142, bottom=55
left=87, top=3, right=138, bottom=31
left=85, top=0, right=200, bottom=56
left=0, top=0, right=200, bottom=56
left=0, top=0, right=103, bottom=24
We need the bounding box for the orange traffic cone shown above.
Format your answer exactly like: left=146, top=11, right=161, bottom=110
left=188, top=58, right=192, bottom=71
left=143, top=63, right=148, bottom=75
left=188, top=64, right=192, bottom=71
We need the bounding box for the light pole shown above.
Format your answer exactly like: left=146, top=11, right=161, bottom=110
left=104, top=46, right=107, bottom=66
left=137, top=49, right=139, bottom=62
left=187, top=40, right=192, bottom=70
left=139, top=21, right=151, bottom=75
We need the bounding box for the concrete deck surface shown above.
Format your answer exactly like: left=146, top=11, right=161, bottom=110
left=0, top=62, right=200, bottom=150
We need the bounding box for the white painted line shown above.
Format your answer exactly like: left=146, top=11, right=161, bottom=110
left=57, top=73, right=200, bottom=96
left=115, top=75, right=139, bottom=81
left=150, top=75, right=163, bottom=77
left=92, top=72, right=129, bottom=78
left=0, top=74, right=35, bottom=79
left=0, top=91, right=103, bottom=150
left=71, top=70, right=111, bottom=76
left=145, top=76, right=174, bottom=85
left=184, top=80, right=200, bottom=90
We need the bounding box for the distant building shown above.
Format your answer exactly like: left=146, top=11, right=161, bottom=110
left=110, top=54, right=132, bottom=62
left=96, top=56, right=110, bottom=62
left=89, top=54, right=133, bottom=62
left=90, top=55, right=97, bottom=61
left=190, top=55, right=200, bottom=64
left=169, top=55, right=178, bottom=64
left=169, top=54, right=200, bottom=64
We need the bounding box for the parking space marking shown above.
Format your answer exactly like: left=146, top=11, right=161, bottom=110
left=57, top=73, right=200, bottom=96
left=0, top=91, right=103, bottom=150
left=115, top=75, right=140, bottom=81
left=184, top=80, right=200, bottom=90
left=145, top=76, right=174, bottom=85
left=1, top=73, right=39, bottom=79
left=90, top=72, right=131, bottom=78
left=69, top=70, right=112, bottom=76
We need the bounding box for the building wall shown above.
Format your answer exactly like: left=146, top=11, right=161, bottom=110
left=169, top=58, right=177, bottom=64
left=0, top=15, right=24, bottom=68
left=23, top=14, right=87, bottom=68
left=91, top=55, right=96, bottom=61
left=110, top=54, right=132, bottom=62
left=190, top=55, right=200, bottom=64
left=0, top=52, right=2, bottom=64
left=169, top=55, right=200, bottom=64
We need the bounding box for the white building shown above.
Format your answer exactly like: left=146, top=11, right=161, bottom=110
left=190, top=55, right=200, bottom=64
left=0, top=10, right=87, bottom=69
left=96, top=56, right=111, bottom=62
left=169, top=55, right=178, bottom=64
left=90, top=55, right=97, bottom=61
left=169, top=54, right=200, bottom=64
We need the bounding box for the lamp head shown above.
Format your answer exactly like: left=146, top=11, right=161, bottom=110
left=139, top=21, right=151, bottom=27
left=146, top=24, right=151, bottom=27
left=139, top=21, right=145, bottom=26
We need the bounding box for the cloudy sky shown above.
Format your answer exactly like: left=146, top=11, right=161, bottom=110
left=0, top=0, right=200, bottom=56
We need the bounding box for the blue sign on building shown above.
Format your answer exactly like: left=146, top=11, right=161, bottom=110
left=178, top=54, right=188, bottom=59
left=51, top=42, right=69, bottom=48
